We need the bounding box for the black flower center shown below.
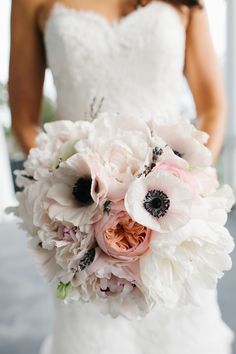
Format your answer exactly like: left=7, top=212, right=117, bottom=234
left=152, top=146, right=164, bottom=163
left=151, top=197, right=162, bottom=209
left=173, top=150, right=183, bottom=158
left=79, top=248, right=96, bottom=271
left=143, top=190, right=170, bottom=218
left=72, top=177, right=93, bottom=205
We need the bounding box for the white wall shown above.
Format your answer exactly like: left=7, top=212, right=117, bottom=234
left=223, top=0, right=236, bottom=190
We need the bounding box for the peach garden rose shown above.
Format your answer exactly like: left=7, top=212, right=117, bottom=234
left=94, top=202, right=151, bottom=261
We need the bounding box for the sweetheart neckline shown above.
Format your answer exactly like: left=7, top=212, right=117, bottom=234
left=43, top=1, right=186, bottom=37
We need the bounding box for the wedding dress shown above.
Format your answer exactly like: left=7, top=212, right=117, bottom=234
left=41, top=2, right=234, bottom=353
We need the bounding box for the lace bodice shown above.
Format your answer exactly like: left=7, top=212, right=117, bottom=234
left=44, top=1, right=186, bottom=122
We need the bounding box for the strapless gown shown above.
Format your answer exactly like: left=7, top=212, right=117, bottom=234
left=40, top=2, right=234, bottom=353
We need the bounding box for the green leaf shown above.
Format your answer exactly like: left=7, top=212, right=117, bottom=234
left=56, top=282, right=71, bottom=300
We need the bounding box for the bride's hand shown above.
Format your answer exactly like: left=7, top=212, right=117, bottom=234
left=13, top=124, right=39, bottom=156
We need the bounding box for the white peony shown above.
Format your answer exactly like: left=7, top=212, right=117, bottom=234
left=81, top=252, right=152, bottom=319
left=54, top=225, right=95, bottom=273
left=13, top=188, right=39, bottom=237
left=13, top=178, right=53, bottom=236
left=75, top=112, right=152, bottom=182
left=191, top=184, right=235, bottom=226
left=23, top=120, right=93, bottom=181
left=28, top=236, right=62, bottom=284
left=140, top=219, right=234, bottom=308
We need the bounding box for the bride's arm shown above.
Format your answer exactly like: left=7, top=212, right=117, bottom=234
left=184, top=2, right=227, bottom=163
left=9, top=0, right=46, bottom=154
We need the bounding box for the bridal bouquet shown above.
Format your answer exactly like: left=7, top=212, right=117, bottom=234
left=12, top=112, right=235, bottom=318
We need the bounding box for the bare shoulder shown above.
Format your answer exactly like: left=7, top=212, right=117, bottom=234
left=177, top=0, right=207, bottom=32
left=11, top=0, right=47, bottom=31
left=187, top=0, right=209, bottom=31
left=171, top=3, right=191, bottom=29
left=187, top=0, right=207, bottom=20
left=12, top=0, right=46, bottom=15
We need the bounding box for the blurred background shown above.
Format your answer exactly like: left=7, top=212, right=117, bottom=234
left=0, top=1, right=235, bottom=354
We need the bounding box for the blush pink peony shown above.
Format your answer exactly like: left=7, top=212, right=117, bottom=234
left=153, top=162, right=199, bottom=198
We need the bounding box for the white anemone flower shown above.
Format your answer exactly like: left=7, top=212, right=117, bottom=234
left=125, top=171, right=193, bottom=233
left=46, top=153, right=107, bottom=226
left=151, top=121, right=212, bottom=167
left=140, top=219, right=234, bottom=308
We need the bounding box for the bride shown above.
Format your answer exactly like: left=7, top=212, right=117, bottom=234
left=9, top=0, right=233, bottom=353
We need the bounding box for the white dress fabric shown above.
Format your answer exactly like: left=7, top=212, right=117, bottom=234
left=43, top=2, right=234, bottom=354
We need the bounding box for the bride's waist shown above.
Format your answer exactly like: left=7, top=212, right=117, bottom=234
left=55, top=96, right=182, bottom=122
